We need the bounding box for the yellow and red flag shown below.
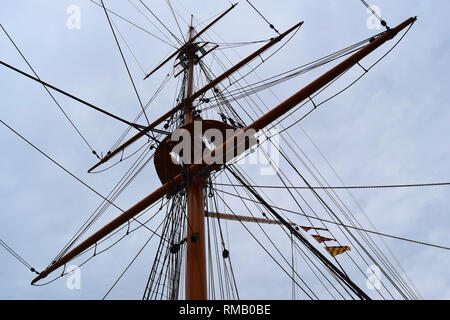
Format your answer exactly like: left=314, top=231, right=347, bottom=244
left=312, top=235, right=335, bottom=243
left=325, top=246, right=351, bottom=257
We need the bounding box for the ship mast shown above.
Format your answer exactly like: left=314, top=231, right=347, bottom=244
left=184, top=15, right=207, bottom=300
left=28, top=7, right=417, bottom=299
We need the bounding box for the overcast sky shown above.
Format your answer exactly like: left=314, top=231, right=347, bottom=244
left=0, top=0, right=449, bottom=300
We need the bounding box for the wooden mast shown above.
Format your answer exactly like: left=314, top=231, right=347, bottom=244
left=184, top=16, right=207, bottom=300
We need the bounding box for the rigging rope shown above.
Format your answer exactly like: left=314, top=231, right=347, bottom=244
left=225, top=166, right=371, bottom=300
left=265, top=20, right=415, bottom=139
left=0, top=60, right=140, bottom=128
left=0, top=59, right=164, bottom=149
left=214, top=182, right=450, bottom=190
left=101, top=0, right=151, bottom=126
left=54, top=146, right=155, bottom=261
left=212, top=187, right=450, bottom=251
left=0, top=118, right=166, bottom=264
left=0, top=24, right=99, bottom=158
left=165, top=0, right=186, bottom=42
left=88, top=0, right=177, bottom=48
left=102, top=218, right=164, bottom=299
left=109, top=71, right=172, bottom=153
left=359, top=0, right=389, bottom=29
left=137, top=0, right=184, bottom=46
left=33, top=201, right=167, bottom=287
left=246, top=0, right=280, bottom=35
left=0, top=239, right=39, bottom=274
left=231, top=141, right=416, bottom=300
left=214, top=171, right=364, bottom=299
left=202, top=33, right=375, bottom=107
left=220, top=169, right=320, bottom=299
left=111, top=19, right=147, bottom=76
left=215, top=183, right=318, bottom=299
